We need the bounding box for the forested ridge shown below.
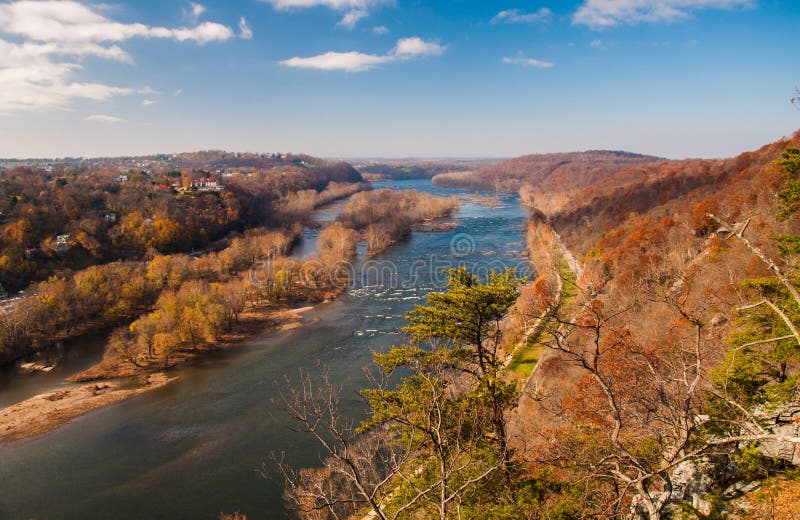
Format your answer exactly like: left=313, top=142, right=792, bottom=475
left=432, top=150, right=663, bottom=194
left=274, top=132, right=800, bottom=519
left=355, top=160, right=494, bottom=181
left=0, top=156, right=363, bottom=292
left=512, top=132, right=800, bottom=518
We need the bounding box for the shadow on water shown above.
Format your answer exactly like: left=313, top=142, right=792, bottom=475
left=0, top=180, right=529, bottom=519
left=0, top=334, right=107, bottom=408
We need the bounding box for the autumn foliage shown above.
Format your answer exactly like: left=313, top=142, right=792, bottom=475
left=336, top=189, right=459, bottom=256
left=0, top=157, right=364, bottom=292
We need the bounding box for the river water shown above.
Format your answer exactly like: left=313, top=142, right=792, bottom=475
left=0, top=180, right=529, bottom=520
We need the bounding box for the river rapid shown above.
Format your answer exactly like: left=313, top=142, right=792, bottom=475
left=0, top=180, right=530, bottom=519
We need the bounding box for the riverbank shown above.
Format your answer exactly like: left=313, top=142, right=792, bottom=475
left=70, top=298, right=329, bottom=382
left=0, top=372, right=174, bottom=443
left=0, top=294, right=334, bottom=444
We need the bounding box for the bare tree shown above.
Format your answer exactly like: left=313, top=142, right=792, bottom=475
left=270, top=356, right=506, bottom=520
left=530, top=255, right=800, bottom=519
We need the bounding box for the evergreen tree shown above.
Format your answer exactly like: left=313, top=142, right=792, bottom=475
left=402, top=268, right=523, bottom=482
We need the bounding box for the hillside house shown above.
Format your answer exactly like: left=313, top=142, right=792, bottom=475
left=192, top=178, right=224, bottom=192
left=55, top=234, right=72, bottom=251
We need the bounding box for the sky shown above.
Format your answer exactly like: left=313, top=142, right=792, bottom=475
left=0, top=0, right=798, bottom=159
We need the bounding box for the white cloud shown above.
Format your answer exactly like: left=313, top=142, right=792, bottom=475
left=280, top=36, right=446, bottom=72
left=491, top=8, right=552, bottom=24
left=502, top=56, right=554, bottom=68
left=338, top=9, right=367, bottom=29
left=1, top=39, right=133, bottom=63
left=371, top=25, right=388, bottom=35
left=281, top=51, right=390, bottom=71
left=183, top=2, right=206, bottom=24
left=0, top=1, right=235, bottom=44
left=573, top=0, right=753, bottom=29
left=238, top=17, right=253, bottom=39
left=0, top=39, right=136, bottom=111
left=262, top=0, right=389, bottom=10
left=261, top=0, right=391, bottom=28
left=0, top=1, right=237, bottom=112
left=392, top=37, right=446, bottom=57
left=85, top=114, right=125, bottom=122
left=142, top=99, right=157, bottom=106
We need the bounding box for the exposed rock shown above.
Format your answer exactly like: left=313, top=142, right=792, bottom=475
left=723, top=479, right=761, bottom=499
left=631, top=457, right=732, bottom=519
left=670, top=458, right=716, bottom=516
left=758, top=422, right=800, bottom=466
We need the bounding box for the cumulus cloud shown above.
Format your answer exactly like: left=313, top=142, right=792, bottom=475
left=261, top=0, right=391, bottom=28
left=371, top=25, right=389, bottom=35
left=502, top=56, right=554, bottom=68
left=238, top=17, right=253, bottom=39
left=573, top=0, right=753, bottom=29
left=142, top=99, right=158, bottom=106
left=491, top=8, right=552, bottom=24
left=85, top=114, right=125, bottom=122
left=0, top=1, right=238, bottom=112
left=392, top=37, right=446, bottom=57
left=280, top=36, right=446, bottom=72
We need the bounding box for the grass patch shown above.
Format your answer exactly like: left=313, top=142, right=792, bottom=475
left=508, top=255, right=578, bottom=381
left=558, top=257, right=578, bottom=307
left=508, top=334, right=545, bottom=378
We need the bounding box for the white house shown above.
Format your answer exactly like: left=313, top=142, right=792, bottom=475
left=191, top=178, right=224, bottom=192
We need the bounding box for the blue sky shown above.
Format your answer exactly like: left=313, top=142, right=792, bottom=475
left=0, top=0, right=798, bottom=159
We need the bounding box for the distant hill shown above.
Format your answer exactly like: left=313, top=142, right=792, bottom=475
left=432, top=150, right=664, bottom=196
left=354, top=159, right=500, bottom=181
left=0, top=151, right=351, bottom=175
left=541, top=140, right=792, bottom=259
